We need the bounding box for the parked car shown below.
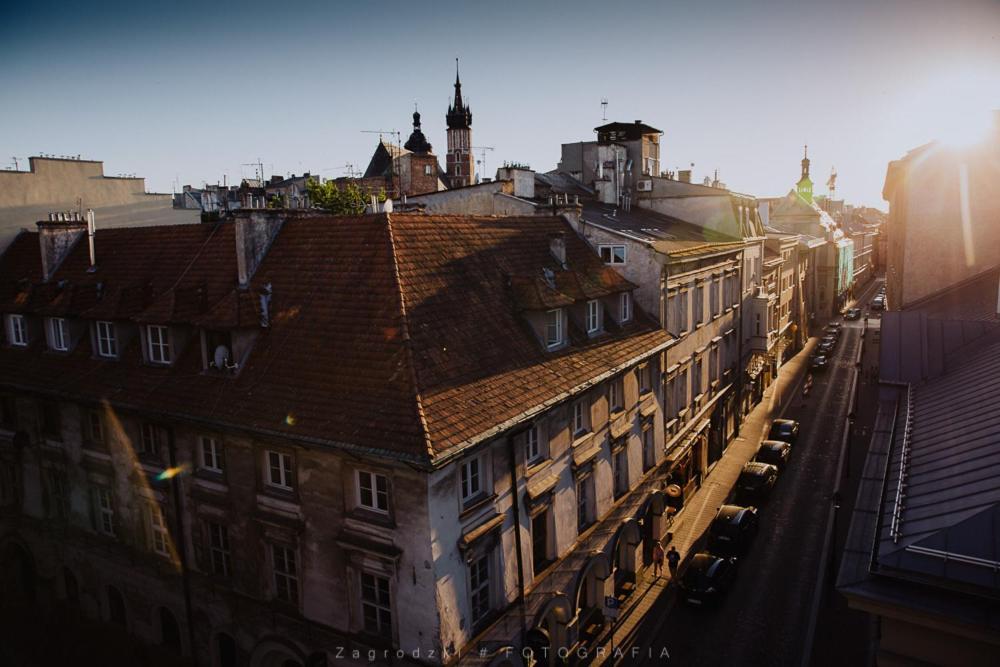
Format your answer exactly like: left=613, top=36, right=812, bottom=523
left=734, top=461, right=779, bottom=504
left=708, top=505, right=759, bottom=556
left=768, top=418, right=799, bottom=443
left=810, top=354, right=830, bottom=372
left=844, top=308, right=862, bottom=320
left=755, top=440, right=792, bottom=468
left=826, top=322, right=843, bottom=331
left=823, top=326, right=841, bottom=339
left=679, top=552, right=739, bottom=605
left=818, top=339, right=836, bottom=355
left=871, top=296, right=885, bottom=311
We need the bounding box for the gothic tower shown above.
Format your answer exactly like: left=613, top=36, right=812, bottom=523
left=445, top=59, right=474, bottom=189
left=796, top=144, right=814, bottom=204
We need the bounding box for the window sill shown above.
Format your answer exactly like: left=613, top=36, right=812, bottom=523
left=571, top=431, right=595, bottom=449
left=525, top=458, right=552, bottom=478
left=459, top=493, right=497, bottom=520
left=348, top=507, right=396, bottom=529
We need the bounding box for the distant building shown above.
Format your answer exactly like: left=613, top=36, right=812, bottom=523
left=362, top=111, right=446, bottom=198
left=558, top=120, right=663, bottom=207
left=445, top=61, right=474, bottom=189
left=0, top=156, right=197, bottom=251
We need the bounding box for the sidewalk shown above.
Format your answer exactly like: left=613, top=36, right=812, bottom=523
left=593, top=337, right=816, bottom=665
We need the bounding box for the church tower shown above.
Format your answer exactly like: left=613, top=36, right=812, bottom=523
left=796, top=144, right=814, bottom=204
left=445, top=59, right=474, bottom=189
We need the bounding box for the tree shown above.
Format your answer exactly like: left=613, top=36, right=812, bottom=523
left=305, top=178, right=384, bottom=215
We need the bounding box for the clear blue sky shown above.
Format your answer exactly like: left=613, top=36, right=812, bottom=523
left=2, top=0, right=998, bottom=207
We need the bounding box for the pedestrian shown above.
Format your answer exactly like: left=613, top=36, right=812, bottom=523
left=666, top=546, right=680, bottom=578
left=652, top=541, right=665, bottom=577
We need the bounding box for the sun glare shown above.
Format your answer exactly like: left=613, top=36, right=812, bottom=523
left=899, top=67, right=999, bottom=149
left=936, top=107, right=994, bottom=148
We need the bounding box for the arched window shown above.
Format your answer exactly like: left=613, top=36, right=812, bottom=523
left=160, top=607, right=181, bottom=651
left=107, top=585, right=126, bottom=627
left=217, top=633, right=237, bottom=667
left=63, top=568, right=79, bottom=604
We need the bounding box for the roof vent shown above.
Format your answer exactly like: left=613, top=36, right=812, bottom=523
left=549, top=233, right=567, bottom=268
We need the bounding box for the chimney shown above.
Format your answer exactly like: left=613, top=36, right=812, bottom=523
left=549, top=232, right=567, bottom=268
left=678, top=170, right=692, bottom=184
left=37, top=218, right=87, bottom=282
left=86, top=209, right=97, bottom=271
left=235, top=210, right=285, bottom=288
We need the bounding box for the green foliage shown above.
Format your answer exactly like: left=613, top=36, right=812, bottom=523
left=502, top=161, right=531, bottom=170
left=266, top=195, right=284, bottom=209
left=305, top=177, right=379, bottom=215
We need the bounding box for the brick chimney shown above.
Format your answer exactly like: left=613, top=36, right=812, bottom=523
left=37, top=216, right=87, bottom=282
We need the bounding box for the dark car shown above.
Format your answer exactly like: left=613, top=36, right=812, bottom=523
left=871, top=296, right=885, bottom=311
left=824, top=323, right=842, bottom=334
left=768, top=418, right=799, bottom=443
left=810, top=354, right=829, bottom=372
left=755, top=440, right=792, bottom=468
left=708, top=504, right=759, bottom=556
left=734, top=461, right=779, bottom=504
left=844, top=308, right=862, bottom=320
left=679, top=552, right=738, bottom=605
left=818, top=339, right=836, bottom=355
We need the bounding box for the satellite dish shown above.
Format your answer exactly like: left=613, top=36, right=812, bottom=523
left=213, top=345, right=231, bottom=369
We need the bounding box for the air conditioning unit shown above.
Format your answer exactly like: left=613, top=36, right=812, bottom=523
left=637, top=180, right=653, bottom=192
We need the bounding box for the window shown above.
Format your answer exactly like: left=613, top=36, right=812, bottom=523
left=48, top=317, right=69, bottom=351
left=147, top=325, right=171, bottom=364
left=469, top=553, right=491, bottom=626
left=199, top=436, right=224, bottom=473
left=572, top=398, right=589, bottom=436
left=208, top=522, right=231, bottom=577
left=694, top=284, right=704, bottom=324
left=677, top=368, right=689, bottom=412
left=544, top=309, right=562, bottom=348
left=586, top=300, right=600, bottom=334
left=271, top=544, right=299, bottom=605
left=576, top=475, right=593, bottom=533
left=96, top=321, right=117, bottom=358
left=45, top=468, right=68, bottom=519
left=424, top=164, right=433, bottom=175
left=266, top=451, right=294, bottom=491
left=357, top=470, right=389, bottom=513
left=638, top=364, right=652, bottom=395
left=95, top=487, right=115, bottom=537
left=140, top=423, right=160, bottom=456
left=360, top=572, right=392, bottom=637
left=159, top=608, right=181, bottom=651
left=609, top=378, right=623, bottom=412
left=525, top=425, right=542, bottom=465
left=41, top=402, right=62, bottom=440
left=678, top=291, right=688, bottom=331
left=613, top=447, right=627, bottom=498
left=86, top=411, right=104, bottom=446
left=107, top=586, right=126, bottom=627
left=460, top=455, right=484, bottom=504
left=599, top=245, right=627, bottom=265
left=531, top=511, right=550, bottom=575
left=620, top=292, right=631, bottom=322
left=148, top=504, right=170, bottom=557
left=710, top=346, right=719, bottom=383
left=693, top=358, right=703, bottom=398
left=642, top=424, right=655, bottom=471
left=711, top=280, right=720, bottom=317
left=7, top=314, right=27, bottom=347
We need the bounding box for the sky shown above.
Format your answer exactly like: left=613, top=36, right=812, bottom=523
left=2, top=0, right=999, bottom=208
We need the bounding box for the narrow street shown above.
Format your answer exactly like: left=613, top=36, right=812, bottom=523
left=624, top=280, right=883, bottom=667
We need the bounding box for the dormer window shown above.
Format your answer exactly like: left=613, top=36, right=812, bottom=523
left=147, top=325, right=171, bottom=364
left=586, top=300, right=600, bottom=334
left=6, top=314, right=27, bottom=347
left=545, top=309, right=563, bottom=349
left=96, top=321, right=118, bottom=358
left=599, top=245, right=627, bottom=265
left=620, top=292, right=632, bottom=323
left=204, top=330, right=237, bottom=373
left=47, top=317, right=69, bottom=352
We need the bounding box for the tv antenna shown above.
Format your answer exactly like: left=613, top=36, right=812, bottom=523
left=241, top=158, right=264, bottom=182
left=472, top=146, right=494, bottom=182
left=601, top=98, right=608, bottom=121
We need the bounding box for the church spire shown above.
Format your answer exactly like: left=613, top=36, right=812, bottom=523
left=447, top=58, right=472, bottom=130
left=801, top=144, right=810, bottom=180
left=797, top=144, right=814, bottom=204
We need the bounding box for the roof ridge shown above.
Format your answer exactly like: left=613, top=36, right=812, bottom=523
left=384, top=213, right=436, bottom=463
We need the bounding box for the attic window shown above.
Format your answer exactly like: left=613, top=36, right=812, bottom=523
left=48, top=317, right=69, bottom=352
left=146, top=325, right=171, bottom=365
left=586, top=300, right=600, bottom=334
left=599, top=245, right=627, bottom=265
left=620, top=293, right=632, bottom=322
left=6, top=314, right=27, bottom=347
left=545, top=309, right=563, bottom=349
left=96, top=321, right=118, bottom=358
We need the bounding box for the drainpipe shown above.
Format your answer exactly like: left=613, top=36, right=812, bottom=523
left=166, top=427, right=199, bottom=666
left=506, top=433, right=529, bottom=647
left=735, top=251, right=745, bottom=435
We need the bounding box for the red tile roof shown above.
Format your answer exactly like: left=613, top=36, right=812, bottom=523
left=0, top=214, right=670, bottom=464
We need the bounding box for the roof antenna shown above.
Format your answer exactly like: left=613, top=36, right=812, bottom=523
left=601, top=98, right=608, bottom=121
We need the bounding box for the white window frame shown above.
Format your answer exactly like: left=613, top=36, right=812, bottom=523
left=7, top=314, right=27, bottom=347
left=271, top=544, right=299, bottom=605
left=586, top=300, right=600, bottom=333
left=525, top=425, right=542, bottom=465
left=460, top=454, right=485, bottom=505
left=360, top=571, right=392, bottom=638
left=148, top=504, right=170, bottom=557
left=140, top=423, right=160, bottom=456
left=545, top=309, right=563, bottom=349
left=609, top=377, right=623, bottom=412
left=469, top=552, right=492, bottom=627
left=357, top=470, right=390, bottom=514
left=146, top=325, right=171, bottom=364
left=96, top=321, right=118, bottom=358
left=199, top=436, right=224, bottom=473
left=96, top=487, right=115, bottom=537
left=208, top=521, right=231, bottom=577
left=266, top=450, right=294, bottom=491
left=599, top=244, right=627, bottom=265
left=620, top=292, right=632, bottom=322
left=572, top=398, right=589, bottom=436
left=48, top=317, right=69, bottom=351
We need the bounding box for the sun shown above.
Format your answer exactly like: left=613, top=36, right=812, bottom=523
left=902, top=66, right=999, bottom=149
left=936, top=107, right=994, bottom=148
